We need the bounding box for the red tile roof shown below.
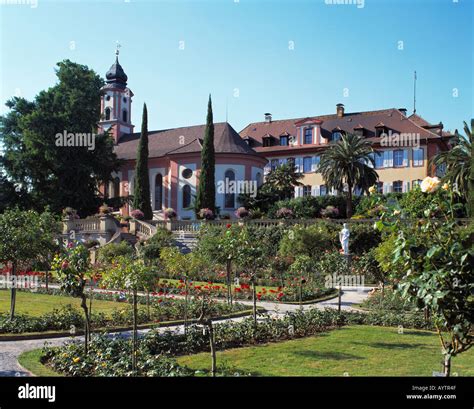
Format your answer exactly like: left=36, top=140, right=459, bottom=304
left=114, top=122, right=262, bottom=160
left=240, top=108, right=451, bottom=151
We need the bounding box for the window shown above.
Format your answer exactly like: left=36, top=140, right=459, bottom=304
left=303, top=185, right=311, bottom=197
left=122, top=110, right=128, bottom=122
left=263, top=137, right=272, bottom=147
left=320, top=185, right=327, bottom=196
left=436, top=163, right=447, bottom=178
left=105, top=107, right=111, bottom=121
left=413, top=148, right=423, bottom=167
left=312, top=156, right=320, bottom=172
left=182, top=168, right=193, bottom=179
left=374, top=151, right=384, bottom=168
left=412, top=179, right=422, bottom=189
left=393, top=150, right=404, bottom=167
left=155, top=174, right=163, bottom=210
left=304, top=128, right=313, bottom=144
left=383, top=150, right=393, bottom=168
left=112, top=177, right=120, bottom=198
left=303, top=157, right=312, bottom=173
left=256, top=172, right=263, bottom=187
left=280, top=135, right=288, bottom=146
left=182, top=185, right=191, bottom=208
left=270, top=159, right=279, bottom=171
left=123, top=97, right=127, bottom=103
left=105, top=95, right=111, bottom=101
left=224, top=170, right=235, bottom=209
left=393, top=181, right=403, bottom=193
left=376, top=127, right=387, bottom=138
left=376, top=182, right=383, bottom=194
left=330, top=132, right=342, bottom=142
left=354, top=128, right=364, bottom=137
left=287, top=157, right=295, bottom=168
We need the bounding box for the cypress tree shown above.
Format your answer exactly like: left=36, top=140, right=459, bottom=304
left=132, top=103, right=153, bottom=220
left=196, top=95, right=216, bottom=214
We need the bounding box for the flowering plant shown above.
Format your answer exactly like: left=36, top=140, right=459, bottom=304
left=320, top=205, right=339, bottom=219
left=199, top=208, right=215, bottom=220
left=130, top=209, right=145, bottom=220
left=275, top=207, right=294, bottom=219
left=164, top=208, right=177, bottom=219
left=235, top=207, right=249, bottom=219
left=375, top=177, right=473, bottom=376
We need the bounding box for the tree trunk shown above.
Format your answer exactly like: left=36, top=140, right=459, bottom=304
left=184, top=278, right=188, bottom=336
left=80, top=292, right=90, bottom=355
left=208, top=321, right=216, bottom=377
left=252, top=280, right=257, bottom=330
left=443, top=353, right=451, bottom=377
left=132, top=289, right=138, bottom=375
left=9, top=263, right=17, bottom=321
left=346, top=185, right=353, bottom=218
left=146, top=290, right=150, bottom=321
left=88, top=284, right=93, bottom=341
left=45, top=270, right=49, bottom=291
left=226, top=258, right=232, bottom=306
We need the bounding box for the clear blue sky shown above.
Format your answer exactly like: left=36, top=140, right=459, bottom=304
left=0, top=0, right=472, bottom=134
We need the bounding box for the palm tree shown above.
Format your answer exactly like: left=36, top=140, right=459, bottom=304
left=319, top=133, right=378, bottom=218
left=431, top=120, right=472, bottom=211
left=261, top=163, right=303, bottom=201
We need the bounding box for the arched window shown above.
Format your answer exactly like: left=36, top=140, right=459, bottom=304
left=155, top=174, right=163, bottom=210
left=112, top=177, right=120, bottom=198
left=122, top=110, right=128, bottom=122
left=182, top=185, right=191, bottom=209
left=105, top=107, right=111, bottom=121
left=224, top=170, right=235, bottom=209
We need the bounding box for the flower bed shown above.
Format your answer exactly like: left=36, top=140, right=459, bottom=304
left=0, top=291, right=248, bottom=334
left=39, top=307, right=435, bottom=377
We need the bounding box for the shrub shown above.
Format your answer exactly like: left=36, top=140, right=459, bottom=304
left=199, top=208, right=215, bottom=220
left=268, top=195, right=349, bottom=219
left=348, top=223, right=381, bottom=255
left=97, top=241, right=134, bottom=264
left=279, top=223, right=338, bottom=258
left=141, top=228, right=174, bottom=264
left=164, top=208, right=177, bottom=219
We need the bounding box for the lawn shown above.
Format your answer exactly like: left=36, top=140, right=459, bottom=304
left=177, top=325, right=474, bottom=376
left=0, top=289, right=136, bottom=317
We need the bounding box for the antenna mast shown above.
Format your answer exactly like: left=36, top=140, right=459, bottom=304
left=413, top=70, right=417, bottom=114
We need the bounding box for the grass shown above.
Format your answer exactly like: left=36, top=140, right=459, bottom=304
left=18, top=349, right=60, bottom=377
left=0, top=289, right=146, bottom=317
left=177, top=325, right=474, bottom=376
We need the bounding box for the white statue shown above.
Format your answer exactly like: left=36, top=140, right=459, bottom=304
left=339, top=223, right=350, bottom=255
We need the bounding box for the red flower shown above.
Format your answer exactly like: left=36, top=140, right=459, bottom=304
left=226, top=224, right=231, bottom=229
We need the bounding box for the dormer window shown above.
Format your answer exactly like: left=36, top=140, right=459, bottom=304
left=354, top=125, right=365, bottom=137
left=280, top=135, right=289, bottom=146
left=330, top=131, right=342, bottom=142
left=262, top=134, right=274, bottom=147
left=304, top=128, right=313, bottom=144
left=375, top=123, right=388, bottom=138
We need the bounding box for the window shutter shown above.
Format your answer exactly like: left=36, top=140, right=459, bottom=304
left=383, top=184, right=388, bottom=194
left=294, top=186, right=299, bottom=198
left=311, top=156, right=317, bottom=172
left=403, top=150, right=408, bottom=167
left=386, top=151, right=393, bottom=167
left=297, top=157, right=303, bottom=173
left=403, top=181, right=410, bottom=192
left=311, top=185, right=319, bottom=196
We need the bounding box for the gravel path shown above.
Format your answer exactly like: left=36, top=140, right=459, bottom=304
left=0, top=286, right=372, bottom=377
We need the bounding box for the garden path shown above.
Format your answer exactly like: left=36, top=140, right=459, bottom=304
left=0, top=286, right=372, bottom=377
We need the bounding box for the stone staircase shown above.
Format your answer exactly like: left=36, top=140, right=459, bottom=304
left=173, top=232, right=198, bottom=254
left=120, top=232, right=139, bottom=246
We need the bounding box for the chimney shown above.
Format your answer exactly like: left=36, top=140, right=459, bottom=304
left=336, top=103, right=345, bottom=118
left=264, top=113, right=272, bottom=123
left=399, top=108, right=407, bottom=117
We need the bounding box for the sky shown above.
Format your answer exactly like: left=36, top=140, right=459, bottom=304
left=0, top=0, right=472, bottom=134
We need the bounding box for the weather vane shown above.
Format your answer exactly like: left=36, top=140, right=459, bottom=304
left=115, top=41, right=122, bottom=57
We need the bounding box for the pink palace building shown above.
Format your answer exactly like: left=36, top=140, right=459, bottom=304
left=98, top=55, right=266, bottom=220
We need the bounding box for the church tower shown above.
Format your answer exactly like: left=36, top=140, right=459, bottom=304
left=98, top=49, right=134, bottom=143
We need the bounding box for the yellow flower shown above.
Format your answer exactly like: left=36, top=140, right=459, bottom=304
left=442, top=183, right=449, bottom=191
left=73, top=357, right=81, bottom=363
left=368, top=185, right=376, bottom=195
left=420, top=176, right=441, bottom=193
left=62, top=353, right=68, bottom=358
left=393, top=210, right=401, bottom=216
